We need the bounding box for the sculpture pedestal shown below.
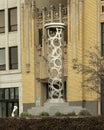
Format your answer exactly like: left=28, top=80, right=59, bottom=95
left=28, top=102, right=82, bottom=115
left=46, top=98, right=65, bottom=103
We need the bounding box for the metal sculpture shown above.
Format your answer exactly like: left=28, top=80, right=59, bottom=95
left=45, top=23, right=65, bottom=102
left=11, top=106, right=18, bottom=117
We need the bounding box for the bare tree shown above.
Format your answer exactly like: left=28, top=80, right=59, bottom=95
left=77, top=49, right=104, bottom=95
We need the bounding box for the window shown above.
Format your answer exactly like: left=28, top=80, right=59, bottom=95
left=0, top=88, right=5, bottom=100
left=0, top=48, right=6, bottom=71
left=5, top=89, right=9, bottom=100
left=10, top=88, right=14, bottom=99
left=0, top=88, right=19, bottom=117
left=101, top=23, right=104, bottom=56
left=0, top=10, right=5, bottom=33
left=0, top=88, right=19, bottom=101
left=9, top=46, right=18, bottom=70
left=38, top=29, right=43, bottom=47
left=8, top=7, right=17, bottom=32
left=102, top=6, right=104, bottom=12
left=15, top=88, right=19, bottom=99
left=64, top=27, right=67, bottom=43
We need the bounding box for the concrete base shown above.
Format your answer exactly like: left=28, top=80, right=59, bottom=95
left=46, top=98, right=65, bottom=103
left=28, top=102, right=82, bottom=115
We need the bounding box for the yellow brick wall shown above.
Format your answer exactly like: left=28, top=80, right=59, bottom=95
left=21, top=0, right=99, bottom=104
left=67, top=0, right=83, bottom=102
left=67, top=0, right=98, bottom=102
left=22, top=2, right=36, bottom=104
left=83, top=0, right=98, bottom=100
left=22, top=45, right=36, bottom=103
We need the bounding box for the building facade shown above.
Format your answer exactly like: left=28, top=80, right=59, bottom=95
left=0, top=0, right=23, bottom=117
left=0, top=0, right=104, bottom=117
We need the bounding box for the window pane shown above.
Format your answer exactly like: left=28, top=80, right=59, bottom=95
left=8, top=102, right=13, bottom=117
left=0, top=48, right=6, bottom=71
left=0, top=88, right=19, bottom=117
left=5, top=89, right=9, bottom=100
left=101, top=23, right=104, bottom=56
left=0, top=102, right=6, bottom=117
left=0, top=89, right=5, bottom=100
left=0, top=48, right=5, bottom=64
left=102, top=6, right=104, bottom=12
left=8, top=7, right=17, bottom=31
left=38, top=29, right=42, bottom=47
left=10, top=8, right=17, bottom=25
left=0, top=10, right=5, bottom=33
left=64, top=27, right=67, bottom=43
left=102, top=44, right=104, bottom=56
left=9, top=46, right=18, bottom=70
left=15, top=88, right=19, bottom=99
left=102, top=23, right=104, bottom=31
left=10, top=88, right=14, bottom=99
left=102, top=32, right=104, bottom=45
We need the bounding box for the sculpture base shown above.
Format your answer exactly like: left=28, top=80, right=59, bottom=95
left=28, top=101, right=82, bottom=115
left=46, top=98, right=65, bottom=103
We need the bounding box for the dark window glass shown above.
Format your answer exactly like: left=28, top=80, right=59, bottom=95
left=0, top=89, right=5, bottom=100
left=15, top=88, right=19, bottom=99
left=101, top=79, right=104, bottom=115
left=8, top=7, right=17, bottom=32
left=9, top=46, right=18, bottom=70
left=102, top=6, right=104, bottom=12
left=0, top=102, right=6, bottom=117
left=0, top=10, right=5, bottom=33
left=10, top=88, right=14, bottom=99
left=0, top=48, right=6, bottom=71
left=101, top=23, right=104, bottom=56
left=7, top=102, right=13, bottom=117
left=64, top=27, right=67, bottom=43
left=5, top=89, right=9, bottom=100
left=0, top=87, right=19, bottom=117
left=0, top=87, right=19, bottom=100
left=38, top=29, right=42, bottom=47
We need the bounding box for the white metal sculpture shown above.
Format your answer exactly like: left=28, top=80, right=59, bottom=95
left=45, top=23, right=65, bottom=102
left=11, top=106, right=18, bottom=117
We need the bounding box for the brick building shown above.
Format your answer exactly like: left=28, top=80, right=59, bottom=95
left=0, top=0, right=104, bottom=117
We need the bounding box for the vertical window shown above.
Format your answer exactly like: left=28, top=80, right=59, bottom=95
left=64, top=27, right=67, bottom=43
left=8, top=7, right=17, bottom=32
left=38, top=29, right=42, bottom=47
left=15, top=88, right=19, bottom=99
left=101, top=23, right=104, bottom=56
left=102, top=6, right=104, bottom=12
left=0, top=10, right=5, bottom=33
left=0, top=48, right=6, bottom=71
left=9, top=46, right=18, bottom=70
left=5, top=89, right=9, bottom=100
left=10, top=88, right=14, bottom=99
left=0, top=88, right=5, bottom=100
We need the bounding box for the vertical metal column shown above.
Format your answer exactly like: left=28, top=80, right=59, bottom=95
left=45, top=23, right=65, bottom=103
